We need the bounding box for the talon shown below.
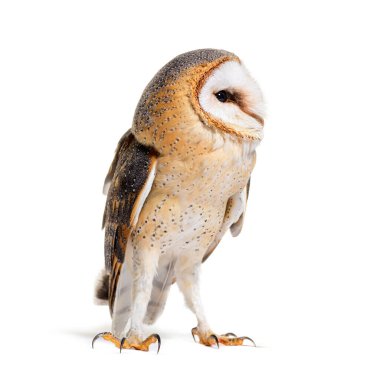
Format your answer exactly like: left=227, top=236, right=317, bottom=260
left=241, top=336, right=256, bottom=347
left=92, top=332, right=111, bottom=349
left=120, top=337, right=127, bottom=353
left=191, top=327, right=198, bottom=343
left=190, top=327, right=255, bottom=348
left=222, top=332, right=237, bottom=337
left=208, top=334, right=219, bottom=348
left=151, top=334, right=161, bottom=354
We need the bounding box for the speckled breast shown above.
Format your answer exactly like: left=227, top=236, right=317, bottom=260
left=131, top=133, right=256, bottom=261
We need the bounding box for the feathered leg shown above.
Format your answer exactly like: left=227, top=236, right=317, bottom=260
left=118, top=249, right=161, bottom=352
left=176, top=263, right=255, bottom=348
left=93, top=248, right=161, bottom=353
left=144, top=258, right=175, bottom=325
left=92, top=252, right=133, bottom=350
left=176, top=263, right=210, bottom=332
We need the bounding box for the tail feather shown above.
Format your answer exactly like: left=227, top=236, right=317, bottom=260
left=94, top=269, right=109, bottom=305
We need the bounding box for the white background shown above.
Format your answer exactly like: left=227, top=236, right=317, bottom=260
left=1, top=0, right=379, bottom=374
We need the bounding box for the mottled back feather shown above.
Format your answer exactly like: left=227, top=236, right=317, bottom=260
left=102, top=131, right=158, bottom=314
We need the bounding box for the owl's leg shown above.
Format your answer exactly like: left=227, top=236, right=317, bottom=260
left=176, top=263, right=255, bottom=348
left=175, top=263, right=210, bottom=333
left=118, top=250, right=161, bottom=353
left=92, top=254, right=133, bottom=350
left=93, top=250, right=161, bottom=353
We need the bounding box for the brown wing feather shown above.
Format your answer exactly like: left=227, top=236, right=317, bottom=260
left=102, top=131, right=158, bottom=313
left=102, top=130, right=132, bottom=228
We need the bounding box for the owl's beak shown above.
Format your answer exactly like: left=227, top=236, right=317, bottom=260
left=248, top=111, right=264, bottom=126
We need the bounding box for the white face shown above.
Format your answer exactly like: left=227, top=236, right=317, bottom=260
left=198, top=60, right=265, bottom=138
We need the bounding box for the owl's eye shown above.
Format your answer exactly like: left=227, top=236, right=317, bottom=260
left=215, top=90, right=230, bottom=103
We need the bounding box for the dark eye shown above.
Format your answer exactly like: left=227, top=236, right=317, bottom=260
left=215, top=90, right=229, bottom=103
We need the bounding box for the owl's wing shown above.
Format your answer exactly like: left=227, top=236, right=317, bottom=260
left=103, top=130, right=158, bottom=313
left=102, top=129, right=132, bottom=197
left=229, top=178, right=250, bottom=237
left=202, top=151, right=256, bottom=263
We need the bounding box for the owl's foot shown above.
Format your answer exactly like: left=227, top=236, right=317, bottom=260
left=120, top=333, right=161, bottom=353
left=191, top=327, right=255, bottom=348
left=92, top=332, right=161, bottom=353
left=92, top=332, right=121, bottom=348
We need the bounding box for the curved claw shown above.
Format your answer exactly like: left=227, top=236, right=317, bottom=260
left=151, top=334, right=161, bottom=354
left=208, top=334, right=219, bottom=349
left=222, top=332, right=237, bottom=337
left=191, top=327, right=198, bottom=343
left=120, top=337, right=127, bottom=353
left=241, top=336, right=256, bottom=347
left=92, top=332, right=111, bottom=349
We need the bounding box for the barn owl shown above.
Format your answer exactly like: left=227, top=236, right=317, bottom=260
left=93, top=49, right=265, bottom=352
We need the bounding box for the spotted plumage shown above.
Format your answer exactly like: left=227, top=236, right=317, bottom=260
left=93, top=49, right=265, bottom=352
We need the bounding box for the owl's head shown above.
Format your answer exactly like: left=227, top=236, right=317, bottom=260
left=194, top=55, right=264, bottom=142
left=133, top=49, right=264, bottom=152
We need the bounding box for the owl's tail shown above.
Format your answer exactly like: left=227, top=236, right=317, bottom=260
left=94, top=269, right=109, bottom=305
